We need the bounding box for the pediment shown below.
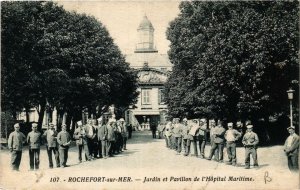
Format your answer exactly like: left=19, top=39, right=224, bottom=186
left=137, top=69, right=168, bottom=84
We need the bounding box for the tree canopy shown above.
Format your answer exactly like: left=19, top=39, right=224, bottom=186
left=165, top=1, right=299, bottom=124
left=2, top=1, right=138, bottom=130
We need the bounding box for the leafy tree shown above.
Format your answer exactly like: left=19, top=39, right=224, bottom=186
left=165, top=1, right=299, bottom=128
left=2, top=2, right=138, bottom=131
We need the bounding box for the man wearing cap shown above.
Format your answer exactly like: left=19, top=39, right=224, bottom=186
left=85, top=119, right=97, bottom=159
left=170, top=119, right=176, bottom=150
left=284, top=126, right=299, bottom=171
left=57, top=124, right=71, bottom=167
left=197, top=119, right=207, bottom=158
left=119, top=118, right=128, bottom=150
left=8, top=123, right=26, bottom=171
left=127, top=124, right=133, bottom=139
left=106, top=118, right=116, bottom=157
left=225, top=122, right=241, bottom=166
left=173, top=118, right=183, bottom=154
left=74, top=121, right=91, bottom=163
left=91, top=119, right=99, bottom=158
left=242, top=125, right=259, bottom=169
left=236, top=121, right=244, bottom=135
left=27, top=123, right=42, bottom=170
left=150, top=121, right=157, bottom=139
left=182, top=118, right=192, bottom=156
left=157, top=121, right=165, bottom=139
left=188, top=119, right=200, bottom=157
left=164, top=121, right=172, bottom=148
left=208, top=120, right=218, bottom=160
left=98, top=117, right=108, bottom=159
left=43, top=123, right=60, bottom=168
left=207, top=121, right=226, bottom=162
left=114, top=120, right=123, bottom=154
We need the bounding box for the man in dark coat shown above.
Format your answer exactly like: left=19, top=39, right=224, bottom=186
left=150, top=122, right=157, bottom=139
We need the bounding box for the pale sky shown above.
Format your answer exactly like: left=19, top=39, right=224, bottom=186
left=57, top=1, right=181, bottom=54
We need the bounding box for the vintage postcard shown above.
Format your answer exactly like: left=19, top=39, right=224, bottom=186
left=1, top=1, right=299, bottom=190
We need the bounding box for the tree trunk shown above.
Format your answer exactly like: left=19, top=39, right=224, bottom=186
left=264, top=116, right=271, bottom=142
left=37, top=103, right=46, bottom=131
left=25, top=107, right=30, bottom=125
left=66, top=111, right=72, bottom=132
left=57, top=109, right=64, bottom=131
left=12, top=108, right=17, bottom=120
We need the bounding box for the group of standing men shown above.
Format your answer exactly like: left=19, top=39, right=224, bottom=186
left=7, top=117, right=130, bottom=171
left=163, top=118, right=299, bottom=171
left=73, top=117, right=128, bottom=162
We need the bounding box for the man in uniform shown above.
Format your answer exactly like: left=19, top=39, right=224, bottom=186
left=225, top=122, right=241, bottom=166
left=236, top=121, right=244, bottom=134
left=115, top=120, right=123, bottom=154
left=197, top=119, right=207, bottom=158
left=170, top=120, right=176, bottom=150
left=188, top=119, right=200, bottom=157
left=98, top=117, right=108, bottom=159
left=91, top=119, right=99, bottom=158
left=182, top=118, right=192, bottom=156
left=119, top=118, right=128, bottom=150
left=73, top=121, right=91, bottom=163
left=207, top=121, right=225, bottom=162
left=106, top=118, right=116, bottom=157
left=164, top=121, right=172, bottom=148
left=57, top=124, right=71, bottom=168
left=173, top=118, right=183, bottom=154
left=284, top=126, right=299, bottom=171
left=85, top=119, right=97, bottom=159
left=43, top=123, right=60, bottom=168
left=150, top=122, right=157, bottom=139
left=242, top=124, right=259, bottom=169
left=8, top=123, right=26, bottom=171
left=157, top=121, right=165, bottom=139
left=27, top=123, right=42, bottom=170
left=127, top=124, right=133, bottom=139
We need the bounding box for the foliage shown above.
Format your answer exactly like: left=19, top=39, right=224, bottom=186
left=1, top=2, right=138, bottom=129
left=165, top=1, right=299, bottom=123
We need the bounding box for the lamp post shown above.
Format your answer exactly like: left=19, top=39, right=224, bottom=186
left=287, top=89, right=295, bottom=128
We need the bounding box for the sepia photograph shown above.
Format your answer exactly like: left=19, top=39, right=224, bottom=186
left=1, top=1, right=299, bottom=189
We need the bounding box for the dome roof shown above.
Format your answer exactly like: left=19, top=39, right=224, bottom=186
left=138, top=15, right=154, bottom=30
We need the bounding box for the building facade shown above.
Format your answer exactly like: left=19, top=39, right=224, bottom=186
left=125, top=15, right=172, bottom=130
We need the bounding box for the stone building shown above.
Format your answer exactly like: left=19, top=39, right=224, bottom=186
left=125, top=15, right=172, bottom=130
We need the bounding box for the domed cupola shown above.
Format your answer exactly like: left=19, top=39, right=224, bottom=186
left=138, top=15, right=154, bottom=30
left=135, top=15, right=158, bottom=53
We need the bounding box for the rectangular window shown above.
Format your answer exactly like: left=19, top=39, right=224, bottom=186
left=142, top=89, right=151, bottom=105
left=158, top=88, right=165, bottom=104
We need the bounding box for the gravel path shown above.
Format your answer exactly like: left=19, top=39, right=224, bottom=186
left=0, top=131, right=298, bottom=190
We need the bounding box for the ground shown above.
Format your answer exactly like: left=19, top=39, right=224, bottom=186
left=0, top=131, right=299, bottom=190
